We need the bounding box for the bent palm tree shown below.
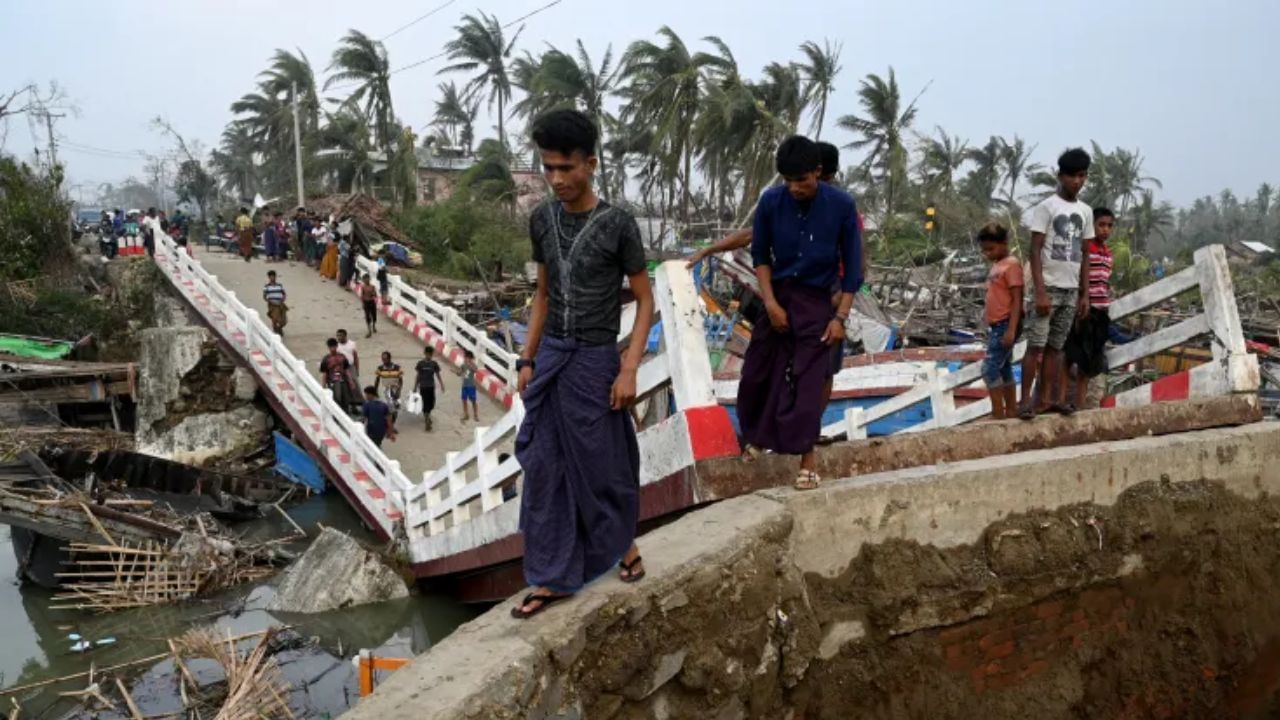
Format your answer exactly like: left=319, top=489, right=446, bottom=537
left=620, top=26, right=706, bottom=233
left=441, top=12, right=522, bottom=156
left=325, top=30, right=396, bottom=199
left=797, top=39, right=842, bottom=140
left=999, top=135, right=1040, bottom=209
left=836, top=68, right=920, bottom=228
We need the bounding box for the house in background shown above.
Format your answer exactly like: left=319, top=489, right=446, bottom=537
left=398, top=146, right=547, bottom=212
left=1226, top=240, right=1276, bottom=266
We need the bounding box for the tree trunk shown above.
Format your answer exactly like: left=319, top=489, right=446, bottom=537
left=682, top=140, right=692, bottom=242
left=814, top=96, right=826, bottom=141
left=597, top=136, right=609, bottom=202
left=498, top=95, right=506, bottom=159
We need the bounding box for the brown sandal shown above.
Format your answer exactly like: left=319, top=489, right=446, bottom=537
left=741, top=445, right=763, bottom=463
left=793, top=469, right=821, bottom=490
left=510, top=592, right=573, bottom=619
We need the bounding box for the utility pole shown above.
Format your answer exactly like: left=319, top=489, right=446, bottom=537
left=35, top=109, right=65, bottom=171
left=291, top=81, right=305, bottom=208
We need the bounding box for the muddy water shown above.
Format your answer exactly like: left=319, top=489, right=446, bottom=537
left=0, top=494, right=480, bottom=717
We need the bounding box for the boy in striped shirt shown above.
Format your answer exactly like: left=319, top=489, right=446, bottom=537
left=1066, top=208, right=1116, bottom=409
left=263, top=270, right=288, bottom=336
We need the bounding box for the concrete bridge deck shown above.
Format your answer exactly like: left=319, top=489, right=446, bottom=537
left=197, top=250, right=504, bottom=485
left=341, top=417, right=1280, bottom=719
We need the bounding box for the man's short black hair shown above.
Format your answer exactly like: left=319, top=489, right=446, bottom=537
left=337, top=328, right=347, bottom=335
left=1058, top=148, right=1091, bottom=175
left=976, top=222, right=1009, bottom=244
left=239, top=207, right=248, bottom=214
left=267, top=270, right=276, bottom=277
left=364, top=385, right=377, bottom=396
left=424, top=346, right=434, bottom=355
left=464, top=349, right=475, bottom=359
left=776, top=135, right=820, bottom=176
left=531, top=109, right=599, bottom=158
left=817, top=142, right=839, bottom=177
left=1094, top=206, right=1115, bottom=221
left=326, top=337, right=338, bottom=348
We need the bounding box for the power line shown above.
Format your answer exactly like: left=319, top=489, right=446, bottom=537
left=328, top=0, right=566, bottom=93
left=380, top=0, right=457, bottom=41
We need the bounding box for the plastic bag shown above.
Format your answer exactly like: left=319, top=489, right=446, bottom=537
left=404, top=391, right=423, bottom=416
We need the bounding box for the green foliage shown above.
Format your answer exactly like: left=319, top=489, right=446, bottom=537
left=175, top=159, right=217, bottom=219
left=396, top=194, right=529, bottom=280
left=0, top=155, right=73, bottom=282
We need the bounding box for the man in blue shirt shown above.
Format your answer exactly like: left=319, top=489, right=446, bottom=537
left=361, top=385, right=397, bottom=447
left=737, top=135, right=863, bottom=490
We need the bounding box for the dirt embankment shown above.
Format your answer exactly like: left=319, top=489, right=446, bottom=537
left=797, top=479, right=1280, bottom=719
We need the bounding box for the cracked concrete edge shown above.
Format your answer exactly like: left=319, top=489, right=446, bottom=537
left=340, top=494, right=792, bottom=720
left=762, top=422, right=1280, bottom=578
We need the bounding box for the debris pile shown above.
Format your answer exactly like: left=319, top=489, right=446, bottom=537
left=1, top=626, right=300, bottom=720
left=50, top=531, right=283, bottom=613
left=308, top=193, right=411, bottom=250
left=0, top=449, right=296, bottom=607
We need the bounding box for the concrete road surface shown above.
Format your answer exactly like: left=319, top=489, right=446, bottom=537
left=198, top=249, right=506, bottom=485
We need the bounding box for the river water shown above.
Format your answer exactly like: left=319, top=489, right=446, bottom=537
left=0, top=493, right=480, bottom=717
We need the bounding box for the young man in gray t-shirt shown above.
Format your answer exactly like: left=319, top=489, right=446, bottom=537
left=1020, top=147, right=1095, bottom=419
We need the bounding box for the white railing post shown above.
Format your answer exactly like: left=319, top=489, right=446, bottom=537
left=475, top=428, right=504, bottom=512
left=1194, top=245, right=1258, bottom=394
left=654, top=261, right=716, bottom=409
left=444, top=452, right=468, bottom=525
left=927, top=366, right=957, bottom=428
left=844, top=407, right=867, bottom=440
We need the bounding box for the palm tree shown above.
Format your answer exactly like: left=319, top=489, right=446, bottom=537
left=441, top=12, right=523, bottom=156
left=1128, top=189, right=1175, bottom=254
left=258, top=49, right=320, bottom=134
left=1109, top=147, right=1161, bottom=217
left=961, top=136, right=1004, bottom=211
left=510, top=42, right=620, bottom=199
left=432, top=81, right=470, bottom=148
left=209, top=123, right=259, bottom=199
left=325, top=29, right=396, bottom=196
left=999, top=135, right=1039, bottom=209
left=797, top=39, right=842, bottom=140
left=835, top=67, right=919, bottom=228
left=620, top=26, right=707, bottom=234
left=695, top=54, right=805, bottom=218
left=918, top=127, right=969, bottom=198
left=315, top=108, right=375, bottom=193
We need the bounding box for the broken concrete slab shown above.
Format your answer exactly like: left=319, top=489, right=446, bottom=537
left=267, top=527, right=409, bottom=613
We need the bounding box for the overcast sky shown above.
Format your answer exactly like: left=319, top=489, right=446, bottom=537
left=2, top=0, right=1277, bottom=207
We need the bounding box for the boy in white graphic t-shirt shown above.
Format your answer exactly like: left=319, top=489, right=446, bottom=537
left=1020, top=147, right=1094, bottom=420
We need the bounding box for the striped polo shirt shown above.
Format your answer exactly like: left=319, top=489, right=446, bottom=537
left=1086, top=240, right=1113, bottom=308
left=263, top=282, right=286, bottom=304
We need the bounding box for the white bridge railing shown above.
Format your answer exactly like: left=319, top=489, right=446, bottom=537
left=403, top=262, right=725, bottom=565
left=151, top=223, right=410, bottom=538
left=354, top=255, right=520, bottom=390
left=801, top=243, right=1257, bottom=440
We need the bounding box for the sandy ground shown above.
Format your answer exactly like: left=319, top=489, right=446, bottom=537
left=199, top=249, right=505, bottom=484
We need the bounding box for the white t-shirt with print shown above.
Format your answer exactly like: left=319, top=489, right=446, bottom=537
left=1027, top=194, right=1095, bottom=290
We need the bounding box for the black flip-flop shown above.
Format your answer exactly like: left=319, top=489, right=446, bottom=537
left=619, top=556, right=646, bottom=584
left=1051, top=403, right=1077, bottom=417
left=510, top=592, right=572, bottom=619
left=1018, top=404, right=1036, bottom=421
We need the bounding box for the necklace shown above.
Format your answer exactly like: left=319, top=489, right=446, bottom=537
left=552, top=201, right=603, bottom=245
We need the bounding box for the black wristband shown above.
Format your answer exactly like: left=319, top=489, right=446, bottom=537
left=516, top=358, right=536, bottom=371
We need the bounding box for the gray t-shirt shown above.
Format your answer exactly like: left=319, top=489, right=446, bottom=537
left=530, top=200, right=646, bottom=346
left=1027, top=194, right=1096, bottom=290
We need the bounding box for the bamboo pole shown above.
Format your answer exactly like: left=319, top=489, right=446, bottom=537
left=115, top=678, right=144, bottom=720
left=0, top=627, right=290, bottom=696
